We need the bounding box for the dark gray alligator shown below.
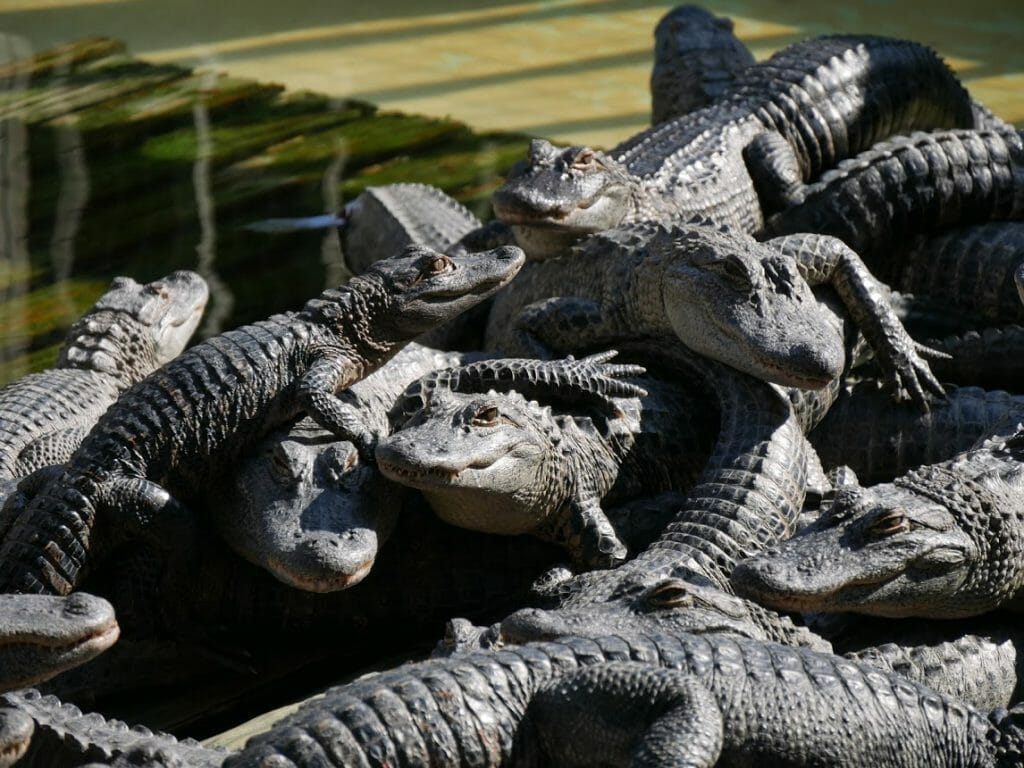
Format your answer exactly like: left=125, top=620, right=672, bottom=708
left=0, top=592, right=118, bottom=691
left=0, top=689, right=224, bottom=767
left=0, top=271, right=208, bottom=484
left=0, top=244, right=524, bottom=597
left=650, top=4, right=756, bottom=123
left=496, top=573, right=1024, bottom=711
left=376, top=353, right=715, bottom=568
left=731, top=428, right=1024, bottom=619
left=228, top=630, right=1024, bottom=767
left=894, top=223, right=1024, bottom=327
left=209, top=340, right=470, bottom=591
left=762, top=128, right=1024, bottom=280
left=810, top=380, right=1024, bottom=485
left=486, top=220, right=944, bottom=409
left=493, top=35, right=979, bottom=257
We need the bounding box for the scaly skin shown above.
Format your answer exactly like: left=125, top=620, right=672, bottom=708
left=0, top=708, right=32, bottom=768
left=228, top=631, right=1024, bottom=767
left=894, top=223, right=1024, bottom=325
left=732, top=430, right=1024, bottom=618
left=810, top=381, right=1024, bottom=485
left=494, top=35, right=979, bottom=255
left=211, top=342, right=473, bottom=593
left=649, top=4, right=755, bottom=123
left=0, top=593, right=119, bottom=692
left=0, top=245, right=524, bottom=597
left=485, top=221, right=846, bottom=391
left=375, top=354, right=714, bottom=569
left=763, top=129, right=1024, bottom=272
left=0, top=271, right=208, bottom=483
left=925, top=326, right=1024, bottom=392
left=0, top=689, right=223, bottom=767
left=488, top=220, right=939, bottom=408
left=496, top=577, right=1022, bottom=710
left=340, top=183, right=484, bottom=275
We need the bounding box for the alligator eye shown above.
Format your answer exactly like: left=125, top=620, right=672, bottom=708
left=472, top=406, right=500, bottom=426
left=866, top=509, right=911, bottom=539
left=642, top=580, right=693, bottom=609
left=420, top=255, right=454, bottom=277
left=705, top=256, right=750, bottom=287
left=571, top=148, right=595, bottom=169
left=270, top=444, right=305, bottom=486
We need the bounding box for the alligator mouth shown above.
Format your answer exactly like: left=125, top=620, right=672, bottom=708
left=377, top=460, right=462, bottom=485
left=267, top=557, right=375, bottom=593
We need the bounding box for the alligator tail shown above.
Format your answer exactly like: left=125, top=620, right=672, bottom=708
left=764, top=129, right=1024, bottom=269
left=747, top=36, right=977, bottom=180
left=0, top=472, right=96, bottom=595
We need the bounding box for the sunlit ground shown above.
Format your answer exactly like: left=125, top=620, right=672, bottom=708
left=0, top=0, right=1020, bottom=147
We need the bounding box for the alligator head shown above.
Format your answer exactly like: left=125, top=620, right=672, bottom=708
left=492, top=139, right=635, bottom=259
left=58, top=270, right=209, bottom=381
left=0, top=707, right=32, bottom=767
left=499, top=568, right=779, bottom=646
left=352, top=244, right=524, bottom=338
left=731, top=453, right=1024, bottom=618
left=0, top=592, right=119, bottom=691
left=655, top=225, right=845, bottom=389
left=214, top=418, right=401, bottom=592
left=375, top=390, right=560, bottom=535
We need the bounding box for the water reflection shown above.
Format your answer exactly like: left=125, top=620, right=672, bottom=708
left=0, top=33, right=31, bottom=380
left=191, top=68, right=234, bottom=338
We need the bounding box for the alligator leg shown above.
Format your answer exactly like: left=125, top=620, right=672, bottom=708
left=94, top=477, right=197, bottom=554
left=743, top=131, right=806, bottom=215
left=296, top=354, right=377, bottom=456
left=536, top=496, right=629, bottom=570
left=516, top=661, right=724, bottom=768
left=766, top=232, right=947, bottom=410
left=502, top=296, right=637, bottom=362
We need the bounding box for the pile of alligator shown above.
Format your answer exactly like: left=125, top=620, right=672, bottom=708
left=3, top=5, right=1024, bottom=766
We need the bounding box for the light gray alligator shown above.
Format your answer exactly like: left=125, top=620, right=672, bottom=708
left=493, top=35, right=979, bottom=257
left=486, top=220, right=944, bottom=409
left=0, top=244, right=524, bottom=597
left=0, top=592, right=118, bottom=692
left=0, top=271, right=208, bottom=485
left=210, top=341, right=471, bottom=591
left=650, top=4, right=756, bottom=123
left=376, top=353, right=714, bottom=569
left=731, top=428, right=1024, bottom=619
left=228, top=630, right=1024, bottom=767
left=339, top=183, right=484, bottom=275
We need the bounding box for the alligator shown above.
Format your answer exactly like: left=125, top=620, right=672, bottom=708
left=227, top=630, right=1024, bottom=767
left=375, top=353, right=716, bottom=568
left=0, top=271, right=208, bottom=485
left=339, top=183, right=484, bottom=275
left=809, top=380, right=1024, bottom=485
left=649, top=4, right=756, bottom=123
left=0, top=708, right=32, bottom=768
left=731, top=428, right=1024, bottom=619
left=762, top=128, right=1024, bottom=284
left=0, top=688, right=224, bottom=767
left=0, top=592, right=118, bottom=691
left=495, top=573, right=1024, bottom=710
left=486, top=220, right=945, bottom=410
left=492, top=35, right=980, bottom=257
left=893, top=223, right=1024, bottom=327
left=0, top=244, right=524, bottom=597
